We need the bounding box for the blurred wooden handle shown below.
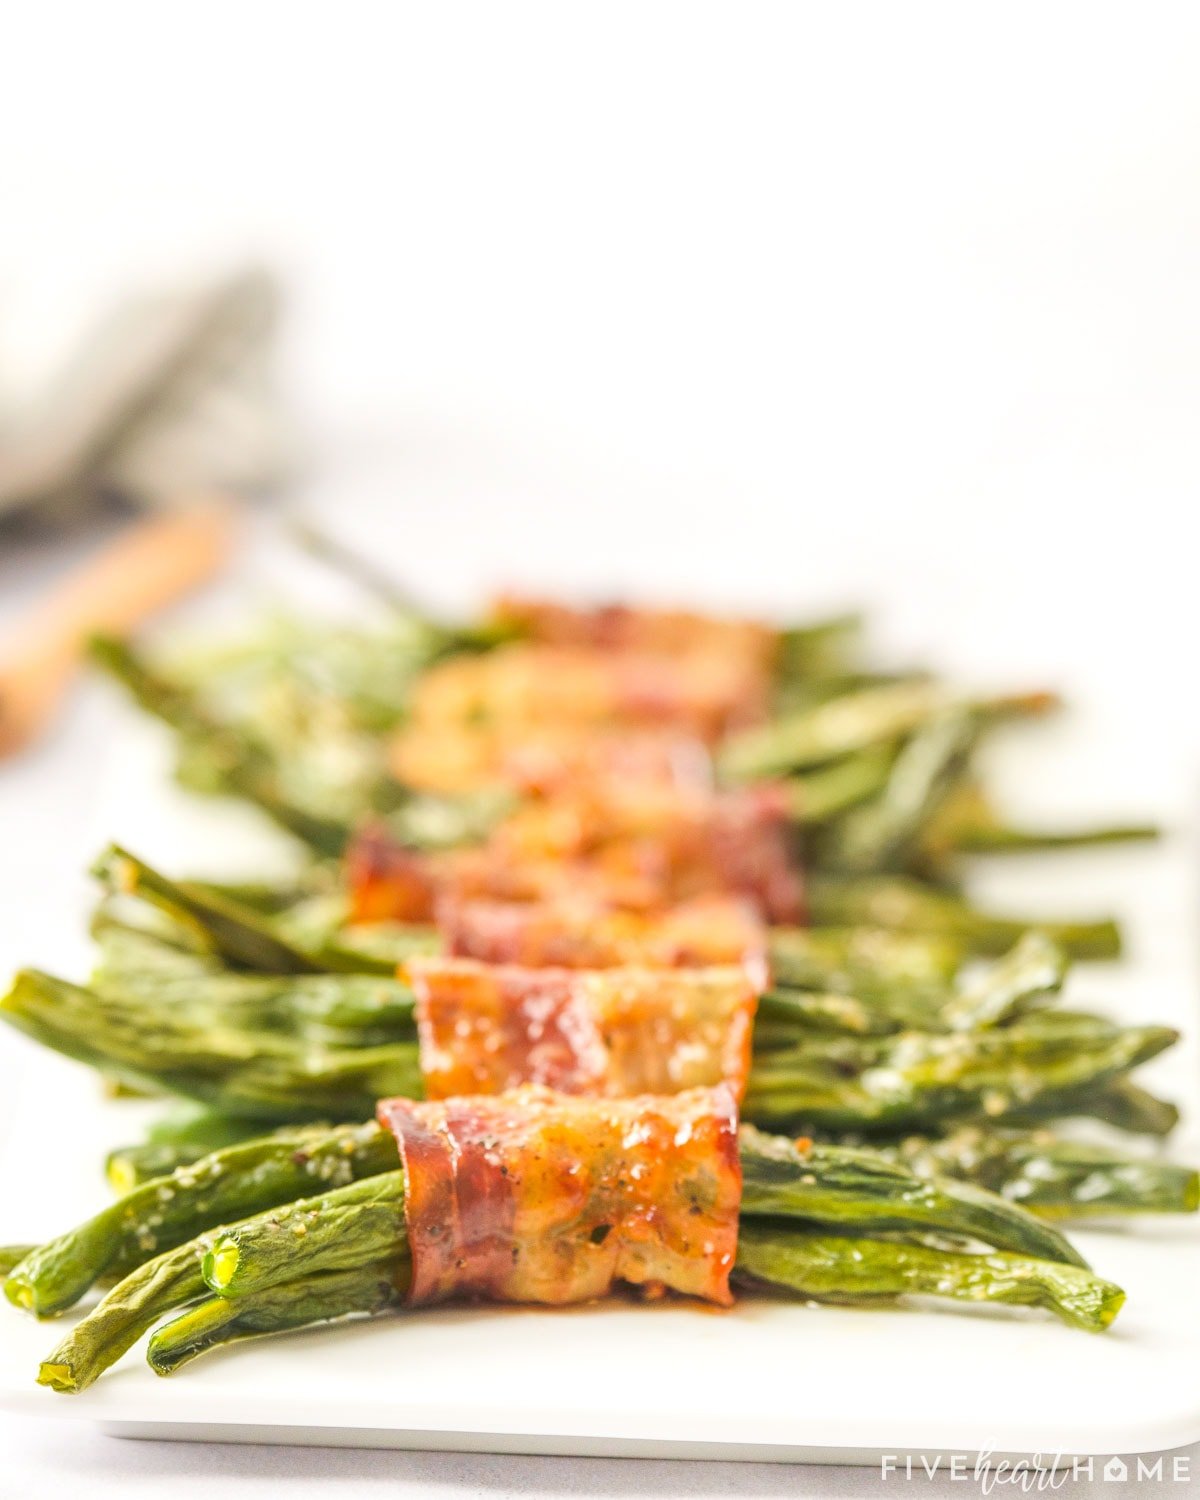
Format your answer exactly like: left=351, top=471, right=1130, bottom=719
left=0, top=500, right=236, bottom=759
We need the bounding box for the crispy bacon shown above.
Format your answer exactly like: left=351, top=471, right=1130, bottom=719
left=409, top=957, right=759, bottom=1101
left=345, top=833, right=652, bottom=931
left=377, top=1084, right=740, bottom=1307
left=439, top=893, right=768, bottom=973
left=349, top=779, right=802, bottom=926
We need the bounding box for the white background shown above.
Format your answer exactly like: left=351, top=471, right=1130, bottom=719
left=1, top=2, right=1198, bottom=1495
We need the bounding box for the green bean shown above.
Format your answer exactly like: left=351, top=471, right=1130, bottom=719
left=107, top=1141, right=230, bottom=1192
left=738, top=1126, right=1085, bottom=1264
left=6, top=1124, right=396, bottom=1316
left=722, top=681, right=950, bottom=781
left=35, top=1168, right=409, bottom=1393
left=819, top=708, right=977, bottom=874
left=734, top=1224, right=1123, bottom=1332
left=807, top=875, right=1122, bottom=960
left=0, top=969, right=424, bottom=1120
left=38, top=1240, right=212, bottom=1392
left=889, top=1127, right=1199, bottom=1220
left=146, top=1260, right=404, bottom=1376
left=93, top=954, right=418, bottom=1046
left=774, top=613, right=867, bottom=681
left=767, top=925, right=963, bottom=1003
left=89, top=635, right=353, bottom=857
left=744, top=1021, right=1178, bottom=1133
left=783, top=745, right=897, bottom=824
left=92, top=844, right=393, bottom=975
left=203, top=1172, right=406, bottom=1298
left=952, top=822, right=1161, bottom=855
left=755, top=988, right=902, bottom=1038
left=104, top=1107, right=272, bottom=1193
left=1005, top=1079, right=1181, bottom=1137
left=940, top=932, right=1067, bottom=1031
left=721, top=682, right=1056, bottom=782
left=0, top=1245, right=37, bottom=1278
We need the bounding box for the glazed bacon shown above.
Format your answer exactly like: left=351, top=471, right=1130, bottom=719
left=409, top=956, right=759, bottom=1102
left=377, top=1084, right=741, bottom=1308
left=470, top=781, right=802, bottom=922
left=347, top=781, right=802, bottom=927
left=439, top=893, right=768, bottom=973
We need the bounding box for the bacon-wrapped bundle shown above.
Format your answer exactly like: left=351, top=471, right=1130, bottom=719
left=409, top=956, right=759, bottom=1102
left=347, top=777, right=802, bottom=926
left=439, top=893, right=768, bottom=972
left=376, top=1084, right=741, bottom=1308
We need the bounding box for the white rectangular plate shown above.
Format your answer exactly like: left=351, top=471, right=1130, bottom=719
left=1, top=715, right=1197, bottom=1462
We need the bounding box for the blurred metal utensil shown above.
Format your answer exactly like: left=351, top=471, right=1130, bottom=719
left=0, top=269, right=289, bottom=528
left=0, top=500, right=235, bottom=759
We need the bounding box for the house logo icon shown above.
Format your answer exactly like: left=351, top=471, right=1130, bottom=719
left=1103, top=1457, right=1128, bottom=1482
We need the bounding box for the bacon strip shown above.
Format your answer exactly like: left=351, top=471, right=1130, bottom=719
left=348, top=779, right=802, bottom=927
left=377, top=1085, right=740, bottom=1308
left=439, top=894, right=768, bottom=973
left=409, top=957, right=759, bottom=1102
left=491, top=594, right=779, bottom=670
